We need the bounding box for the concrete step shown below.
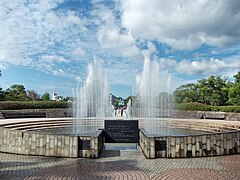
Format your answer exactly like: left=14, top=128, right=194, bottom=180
left=2, top=120, right=73, bottom=128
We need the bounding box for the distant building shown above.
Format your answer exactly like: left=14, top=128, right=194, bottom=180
left=52, top=92, right=63, bottom=101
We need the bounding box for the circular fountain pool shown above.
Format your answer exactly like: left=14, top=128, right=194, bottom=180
left=0, top=118, right=239, bottom=159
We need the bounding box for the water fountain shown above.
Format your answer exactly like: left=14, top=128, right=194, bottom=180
left=133, top=55, right=174, bottom=132
left=73, top=58, right=111, bottom=134
left=1, top=56, right=239, bottom=159
left=126, top=99, right=132, bottom=119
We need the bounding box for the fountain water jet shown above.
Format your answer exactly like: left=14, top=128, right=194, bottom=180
left=133, top=55, right=174, bottom=132
left=73, top=58, right=111, bottom=134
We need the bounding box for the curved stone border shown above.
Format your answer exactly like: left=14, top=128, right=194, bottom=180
left=138, top=119, right=240, bottom=158
left=139, top=128, right=240, bottom=158
left=0, top=126, right=103, bottom=158
left=0, top=118, right=240, bottom=158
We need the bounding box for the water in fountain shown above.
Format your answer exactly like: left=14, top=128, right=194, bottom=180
left=73, top=58, right=111, bottom=134
left=133, top=55, right=174, bottom=132
left=126, top=99, right=132, bottom=119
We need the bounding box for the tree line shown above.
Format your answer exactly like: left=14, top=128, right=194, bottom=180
left=0, top=84, right=71, bottom=101
left=1, top=71, right=239, bottom=106
left=174, top=71, right=240, bottom=106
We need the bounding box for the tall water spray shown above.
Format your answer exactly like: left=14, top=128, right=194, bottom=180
left=73, top=58, right=111, bottom=134
left=133, top=55, right=174, bottom=131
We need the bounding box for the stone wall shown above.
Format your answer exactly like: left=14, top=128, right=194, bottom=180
left=0, top=127, right=103, bottom=158
left=139, top=129, right=240, bottom=159
left=165, top=132, right=240, bottom=158
left=0, top=108, right=72, bottom=119
left=78, top=130, right=103, bottom=158
left=45, top=109, right=68, bottom=118
left=172, top=110, right=240, bottom=121
left=171, top=110, right=203, bottom=119
left=155, top=137, right=168, bottom=158
left=0, top=128, right=78, bottom=157
left=225, top=113, right=240, bottom=121
left=139, top=129, right=155, bottom=159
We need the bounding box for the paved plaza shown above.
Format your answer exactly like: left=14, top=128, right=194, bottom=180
left=0, top=149, right=240, bottom=180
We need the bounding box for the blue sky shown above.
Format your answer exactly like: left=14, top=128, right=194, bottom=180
left=0, top=0, right=240, bottom=98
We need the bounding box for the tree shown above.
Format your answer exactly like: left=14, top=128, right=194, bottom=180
left=174, top=75, right=229, bottom=106
left=234, top=71, right=240, bottom=83
left=228, top=72, right=240, bottom=105
left=41, top=93, right=50, bottom=101
left=63, top=96, right=73, bottom=102
left=0, top=87, right=5, bottom=100
left=196, top=78, right=209, bottom=104
left=26, top=90, right=40, bottom=101
left=195, top=75, right=228, bottom=106
left=174, top=83, right=198, bottom=103
left=207, top=75, right=227, bottom=105
left=124, top=96, right=133, bottom=105
left=113, top=99, right=119, bottom=107
left=5, top=84, right=27, bottom=101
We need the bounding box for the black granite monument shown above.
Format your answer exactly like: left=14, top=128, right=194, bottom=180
left=104, top=120, right=139, bottom=143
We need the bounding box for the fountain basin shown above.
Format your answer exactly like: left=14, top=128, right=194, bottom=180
left=0, top=118, right=239, bottom=158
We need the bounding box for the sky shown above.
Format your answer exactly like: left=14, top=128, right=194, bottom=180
left=0, top=0, right=240, bottom=98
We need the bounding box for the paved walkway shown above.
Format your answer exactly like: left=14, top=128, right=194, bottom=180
left=0, top=149, right=240, bottom=180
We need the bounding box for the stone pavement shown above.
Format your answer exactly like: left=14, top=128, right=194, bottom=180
left=0, top=149, right=240, bottom=180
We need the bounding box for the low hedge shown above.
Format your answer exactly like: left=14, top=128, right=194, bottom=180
left=175, top=102, right=218, bottom=111
left=1, top=101, right=239, bottom=113
left=176, top=103, right=240, bottom=113
left=0, top=101, right=71, bottom=110
left=220, top=106, right=240, bottom=113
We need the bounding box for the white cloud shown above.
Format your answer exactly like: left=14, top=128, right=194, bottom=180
left=120, top=0, right=240, bottom=50
left=73, top=48, right=85, bottom=57
left=147, top=42, right=157, bottom=54
left=159, top=57, right=240, bottom=76
left=97, top=26, right=140, bottom=58
left=1, top=0, right=239, bottom=98
left=50, top=68, right=78, bottom=80
left=159, top=58, right=178, bottom=69
left=41, top=55, right=69, bottom=63
left=93, top=3, right=141, bottom=58
left=0, top=0, right=88, bottom=73
left=28, top=0, right=65, bottom=12
left=0, top=63, right=7, bottom=70
left=0, top=51, right=7, bottom=62
left=52, top=68, right=67, bottom=76
left=141, top=42, right=157, bottom=56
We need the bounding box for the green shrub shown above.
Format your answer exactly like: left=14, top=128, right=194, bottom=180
left=175, top=102, right=215, bottom=111
left=0, top=101, right=71, bottom=110
left=176, top=102, right=240, bottom=113
left=209, top=106, right=220, bottom=112
left=220, top=106, right=240, bottom=113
